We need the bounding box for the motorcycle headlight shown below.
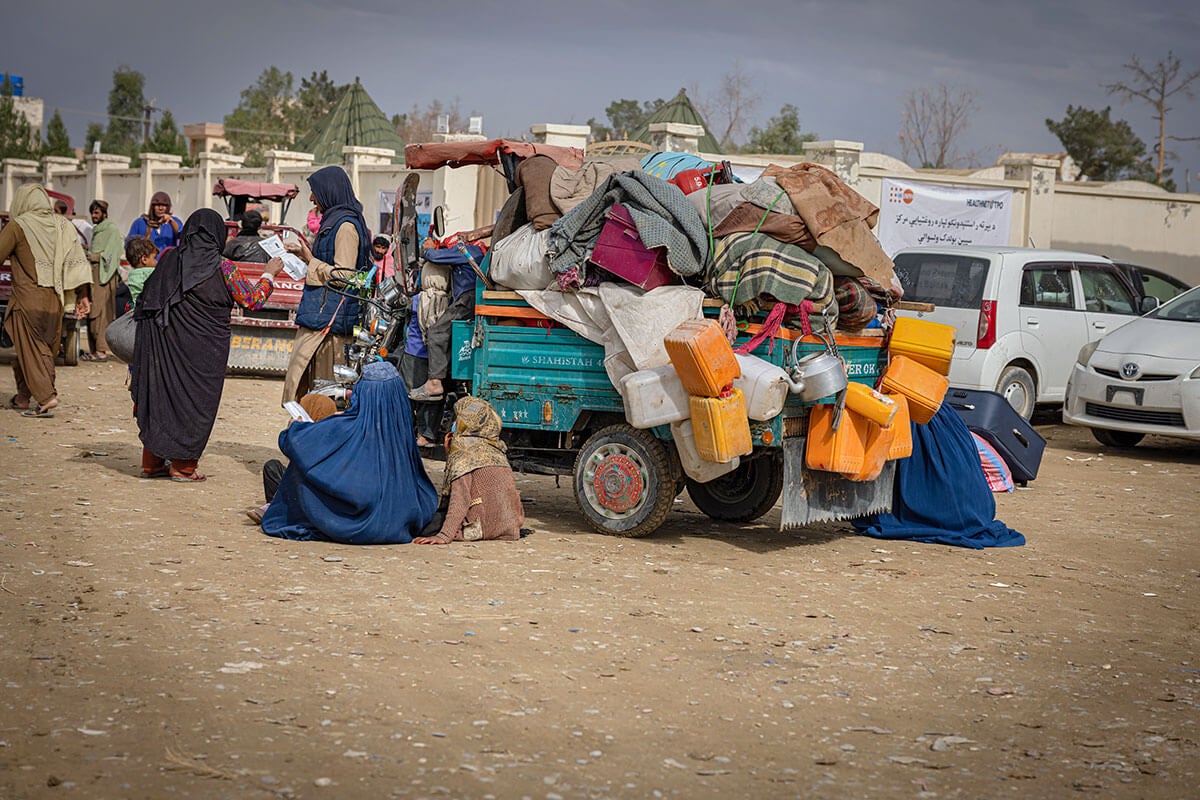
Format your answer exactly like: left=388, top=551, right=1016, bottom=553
left=1076, top=340, right=1100, bottom=367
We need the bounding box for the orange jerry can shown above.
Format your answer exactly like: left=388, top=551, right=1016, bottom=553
left=805, top=404, right=871, bottom=474
left=843, top=382, right=899, bottom=428
left=889, top=317, right=955, bottom=376
left=885, top=394, right=913, bottom=460
left=880, top=355, right=949, bottom=424
left=664, top=319, right=740, bottom=397
left=847, top=420, right=896, bottom=482
left=688, top=388, right=753, bottom=463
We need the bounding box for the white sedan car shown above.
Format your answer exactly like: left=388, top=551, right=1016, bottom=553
left=1064, top=285, right=1200, bottom=447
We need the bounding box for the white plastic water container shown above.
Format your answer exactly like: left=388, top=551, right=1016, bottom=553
left=670, top=420, right=740, bottom=483
left=620, top=365, right=691, bottom=429
left=733, top=353, right=793, bottom=421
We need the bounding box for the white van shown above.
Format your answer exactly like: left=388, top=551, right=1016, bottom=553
left=893, top=246, right=1143, bottom=418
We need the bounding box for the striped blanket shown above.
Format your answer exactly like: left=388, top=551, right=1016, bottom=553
left=708, top=232, right=835, bottom=313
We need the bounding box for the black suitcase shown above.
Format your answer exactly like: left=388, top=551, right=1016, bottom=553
left=946, top=387, right=1046, bottom=484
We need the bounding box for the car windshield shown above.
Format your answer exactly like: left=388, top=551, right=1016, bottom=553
left=893, top=253, right=989, bottom=309
left=1148, top=285, right=1200, bottom=322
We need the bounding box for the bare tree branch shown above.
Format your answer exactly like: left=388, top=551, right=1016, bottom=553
left=898, top=84, right=978, bottom=168
left=1104, top=51, right=1200, bottom=183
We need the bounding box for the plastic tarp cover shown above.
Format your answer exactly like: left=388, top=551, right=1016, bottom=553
left=405, top=139, right=584, bottom=171
left=517, top=283, right=705, bottom=387
left=212, top=179, right=300, bottom=202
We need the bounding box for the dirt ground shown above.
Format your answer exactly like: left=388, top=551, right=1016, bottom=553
left=1, top=360, right=1197, bottom=800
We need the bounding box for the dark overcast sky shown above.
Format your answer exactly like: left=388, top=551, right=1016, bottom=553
left=6, top=0, right=1200, bottom=187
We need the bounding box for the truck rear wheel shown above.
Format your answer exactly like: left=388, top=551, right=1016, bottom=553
left=574, top=424, right=674, bottom=538
left=686, top=452, right=783, bottom=523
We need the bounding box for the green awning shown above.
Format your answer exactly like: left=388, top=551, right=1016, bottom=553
left=294, top=78, right=405, bottom=165
left=630, top=88, right=721, bottom=153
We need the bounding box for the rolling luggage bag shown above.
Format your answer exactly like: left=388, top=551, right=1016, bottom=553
left=945, top=387, right=1045, bottom=484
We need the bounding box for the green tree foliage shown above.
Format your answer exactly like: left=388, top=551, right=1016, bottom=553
left=44, top=109, right=73, bottom=158
left=144, top=108, right=188, bottom=162
left=84, top=122, right=105, bottom=154
left=0, top=75, right=40, bottom=161
left=224, top=66, right=299, bottom=167
left=294, top=70, right=347, bottom=133
left=1045, top=105, right=1158, bottom=183
left=102, top=66, right=146, bottom=159
left=589, top=98, right=665, bottom=141
left=742, top=104, right=816, bottom=155
left=223, top=67, right=350, bottom=166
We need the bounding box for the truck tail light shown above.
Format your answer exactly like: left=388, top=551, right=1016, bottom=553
left=977, top=301, right=997, bottom=349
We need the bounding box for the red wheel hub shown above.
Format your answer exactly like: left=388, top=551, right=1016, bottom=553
left=591, top=453, right=645, bottom=514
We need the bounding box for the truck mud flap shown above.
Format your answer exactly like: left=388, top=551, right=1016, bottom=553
left=780, top=438, right=894, bottom=529
left=227, top=326, right=294, bottom=375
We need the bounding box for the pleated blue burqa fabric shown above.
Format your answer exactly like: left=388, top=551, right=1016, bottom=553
left=261, top=361, right=438, bottom=543
left=853, top=403, right=1025, bottom=549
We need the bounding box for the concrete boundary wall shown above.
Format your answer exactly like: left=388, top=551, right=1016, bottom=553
left=5, top=134, right=1197, bottom=284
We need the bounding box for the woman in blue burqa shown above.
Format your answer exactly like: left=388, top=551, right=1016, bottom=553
left=260, top=361, right=438, bottom=543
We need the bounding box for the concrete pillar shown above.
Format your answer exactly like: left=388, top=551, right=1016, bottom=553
left=41, top=156, right=81, bottom=193
left=1000, top=156, right=1058, bottom=248
left=802, top=140, right=864, bottom=188
left=342, top=146, right=395, bottom=199
left=530, top=123, right=590, bottom=150
left=195, top=151, right=245, bottom=214
left=647, top=122, right=703, bottom=155
left=83, top=154, right=131, bottom=211
left=1, top=158, right=43, bottom=211
left=138, top=152, right=183, bottom=215
left=264, top=150, right=315, bottom=184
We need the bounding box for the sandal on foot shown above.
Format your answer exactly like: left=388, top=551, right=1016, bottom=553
left=408, top=385, right=444, bottom=403
left=139, top=466, right=171, bottom=479
left=8, top=394, right=29, bottom=411
left=21, top=403, right=56, bottom=418
left=170, top=470, right=207, bottom=483
left=80, top=352, right=109, bottom=363
left=245, top=504, right=267, bottom=524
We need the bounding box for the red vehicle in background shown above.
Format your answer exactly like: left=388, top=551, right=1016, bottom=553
left=213, top=179, right=306, bottom=375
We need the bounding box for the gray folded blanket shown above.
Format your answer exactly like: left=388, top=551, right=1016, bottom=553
left=546, top=171, right=710, bottom=280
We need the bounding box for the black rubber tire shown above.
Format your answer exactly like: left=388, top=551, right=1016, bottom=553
left=995, top=365, right=1036, bottom=419
left=1092, top=428, right=1145, bottom=448
left=61, top=322, right=80, bottom=367
left=573, top=424, right=675, bottom=538
left=686, top=452, right=784, bottom=523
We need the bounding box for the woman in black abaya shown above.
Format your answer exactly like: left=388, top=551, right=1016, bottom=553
left=132, top=209, right=283, bottom=481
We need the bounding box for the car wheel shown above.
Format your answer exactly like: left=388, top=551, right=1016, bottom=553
left=995, top=365, right=1035, bottom=419
left=686, top=452, right=783, bottom=523
left=1091, top=428, right=1144, bottom=449
left=574, top=425, right=675, bottom=538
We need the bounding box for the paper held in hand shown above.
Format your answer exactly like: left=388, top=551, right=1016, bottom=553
left=283, top=400, right=314, bottom=423
left=258, top=234, right=308, bottom=280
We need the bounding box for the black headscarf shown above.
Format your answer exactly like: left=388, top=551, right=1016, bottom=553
left=136, top=208, right=228, bottom=323
left=307, top=166, right=372, bottom=268
left=238, top=209, right=263, bottom=236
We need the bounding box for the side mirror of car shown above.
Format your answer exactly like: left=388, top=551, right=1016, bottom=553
left=431, top=206, right=445, bottom=239
left=1139, top=295, right=1160, bottom=313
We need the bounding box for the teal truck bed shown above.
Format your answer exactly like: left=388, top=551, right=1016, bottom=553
left=448, top=288, right=892, bottom=537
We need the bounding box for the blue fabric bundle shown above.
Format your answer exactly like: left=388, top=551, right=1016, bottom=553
left=261, top=361, right=438, bottom=544
left=853, top=403, right=1025, bottom=549
left=640, top=151, right=715, bottom=180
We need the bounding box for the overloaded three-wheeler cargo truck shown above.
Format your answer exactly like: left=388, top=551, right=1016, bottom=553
left=446, top=285, right=893, bottom=537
